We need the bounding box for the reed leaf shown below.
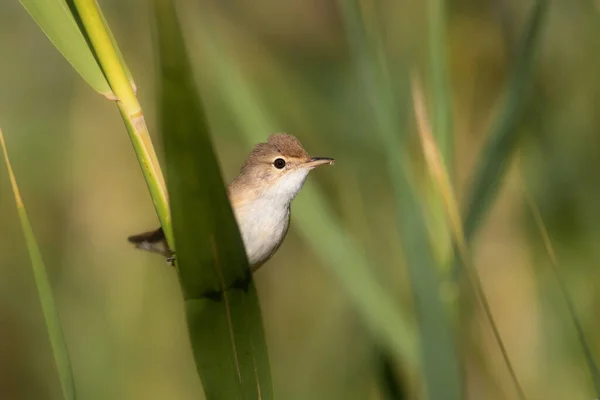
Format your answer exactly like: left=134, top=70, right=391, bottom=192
left=413, top=79, right=525, bottom=399
left=19, top=0, right=111, bottom=96
left=462, top=0, right=549, bottom=242
left=0, top=128, right=75, bottom=400
left=519, top=169, right=600, bottom=397
left=335, top=2, right=464, bottom=398
left=151, top=0, right=273, bottom=398
left=423, top=0, right=454, bottom=264
left=427, top=0, right=453, bottom=168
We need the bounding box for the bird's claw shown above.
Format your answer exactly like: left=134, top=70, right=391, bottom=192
left=166, top=251, right=176, bottom=267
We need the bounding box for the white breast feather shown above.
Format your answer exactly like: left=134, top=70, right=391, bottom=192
left=234, top=168, right=309, bottom=266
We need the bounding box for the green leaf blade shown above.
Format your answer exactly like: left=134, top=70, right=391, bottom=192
left=19, top=0, right=111, bottom=96
left=427, top=0, right=453, bottom=169
left=462, top=0, right=550, bottom=242
left=151, top=0, right=273, bottom=398
left=336, top=1, right=463, bottom=398
left=0, top=129, right=76, bottom=400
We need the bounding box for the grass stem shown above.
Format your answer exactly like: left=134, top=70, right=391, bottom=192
left=72, top=0, right=173, bottom=248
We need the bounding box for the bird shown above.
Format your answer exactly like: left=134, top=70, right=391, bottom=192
left=127, top=133, right=334, bottom=271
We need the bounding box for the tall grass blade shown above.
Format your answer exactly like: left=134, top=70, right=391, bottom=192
left=0, top=128, right=76, bottom=400
left=151, top=0, right=273, bottom=398
left=336, top=2, right=462, bottom=398
left=424, top=0, right=454, bottom=263
left=427, top=0, right=453, bottom=168
left=412, top=76, right=464, bottom=256
left=194, top=22, right=419, bottom=367
left=413, top=79, right=526, bottom=399
left=519, top=170, right=600, bottom=396
left=462, top=0, right=549, bottom=242
left=19, top=0, right=111, bottom=96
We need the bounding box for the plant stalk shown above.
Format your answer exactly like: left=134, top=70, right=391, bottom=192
left=72, top=0, right=174, bottom=248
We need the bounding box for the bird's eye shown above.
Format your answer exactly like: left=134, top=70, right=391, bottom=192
left=273, top=158, right=286, bottom=169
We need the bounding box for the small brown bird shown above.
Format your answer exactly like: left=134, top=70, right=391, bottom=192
left=128, top=133, right=334, bottom=271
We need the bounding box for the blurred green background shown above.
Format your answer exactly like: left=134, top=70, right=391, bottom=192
left=1, top=0, right=600, bottom=399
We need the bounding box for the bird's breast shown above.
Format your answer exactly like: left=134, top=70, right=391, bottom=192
left=233, top=198, right=291, bottom=268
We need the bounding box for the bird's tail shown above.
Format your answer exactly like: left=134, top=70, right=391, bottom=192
left=127, top=227, right=171, bottom=256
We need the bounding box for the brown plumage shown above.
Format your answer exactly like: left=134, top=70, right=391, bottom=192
left=228, top=134, right=314, bottom=207
left=128, top=133, right=334, bottom=270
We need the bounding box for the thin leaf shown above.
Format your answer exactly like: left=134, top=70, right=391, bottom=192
left=462, top=0, right=550, bottom=242
left=0, top=128, right=76, bottom=400
left=423, top=0, right=454, bottom=263
left=518, top=168, right=600, bottom=397
left=335, top=2, right=464, bottom=398
left=152, top=0, right=273, bottom=398
left=413, top=78, right=526, bottom=399
left=19, top=0, right=111, bottom=96
left=427, top=0, right=453, bottom=168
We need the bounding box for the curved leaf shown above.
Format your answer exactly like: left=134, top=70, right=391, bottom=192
left=0, top=128, right=75, bottom=400
left=151, top=0, right=273, bottom=398
left=19, top=0, right=111, bottom=96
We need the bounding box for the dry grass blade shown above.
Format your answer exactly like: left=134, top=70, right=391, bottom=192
left=412, top=77, right=526, bottom=400
left=0, top=128, right=75, bottom=400
left=412, top=75, right=464, bottom=253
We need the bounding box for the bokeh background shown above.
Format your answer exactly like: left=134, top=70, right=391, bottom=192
left=1, top=0, right=600, bottom=399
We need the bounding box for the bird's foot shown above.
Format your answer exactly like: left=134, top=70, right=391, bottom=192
left=166, top=251, right=176, bottom=266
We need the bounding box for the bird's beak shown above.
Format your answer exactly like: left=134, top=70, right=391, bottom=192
left=302, top=157, right=335, bottom=170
